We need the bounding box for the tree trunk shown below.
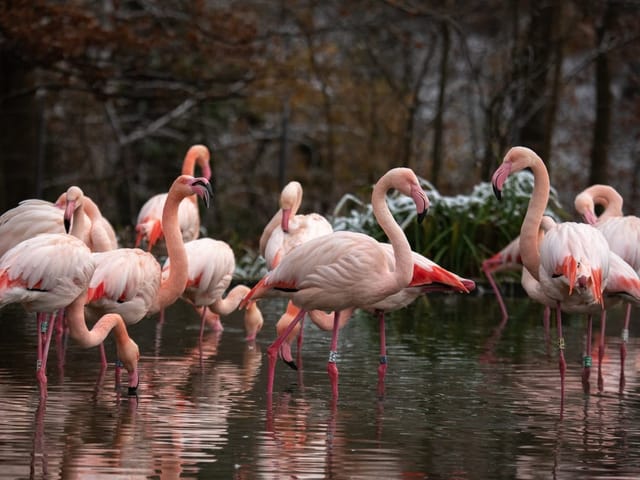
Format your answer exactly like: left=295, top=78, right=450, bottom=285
left=589, top=3, right=616, bottom=186
left=431, top=21, right=451, bottom=188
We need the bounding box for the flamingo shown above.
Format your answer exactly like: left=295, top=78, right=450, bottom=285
left=0, top=233, right=139, bottom=396
left=522, top=216, right=640, bottom=393
left=492, top=146, right=611, bottom=410
left=574, top=184, right=640, bottom=390
left=275, top=246, right=475, bottom=394
left=259, top=180, right=333, bottom=270
left=56, top=190, right=119, bottom=252
left=85, top=175, right=213, bottom=331
left=135, top=145, right=212, bottom=252
left=259, top=180, right=334, bottom=357
left=161, top=237, right=264, bottom=342
left=242, top=167, right=430, bottom=398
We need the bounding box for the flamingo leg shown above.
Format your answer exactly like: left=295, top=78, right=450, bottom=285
left=620, top=302, right=631, bottom=393
left=556, top=304, right=566, bottom=417
left=199, top=306, right=207, bottom=344
left=37, top=312, right=58, bottom=386
left=327, top=311, right=342, bottom=399
left=266, top=308, right=306, bottom=395
left=483, top=264, right=509, bottom=320
left=598, top=310, right=607, bottom=393
left=543, top=306, right=551, bottom=357
left=582, top=314, right=593, bottom=394
left=377, top=310, right=387, bottom=396
left=296, top=314, right=305, bottom=371
left=99, top=343, right=107, bottom=370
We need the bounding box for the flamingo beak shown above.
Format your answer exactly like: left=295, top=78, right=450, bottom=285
left=412, top=185, right=430, bottom=224
left=63, top=200, right=76, bottom=233
left=491, top=161, right=512, bottom=201
left=281, top=208, right=291, bottom=232
left=192, top=178, right=213, bottom=208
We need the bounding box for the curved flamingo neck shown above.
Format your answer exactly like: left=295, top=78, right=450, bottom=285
left=69, top=201, right=90, bottom=241
left=151, top=185, right=189, bottom=312
left=591, top=185, right=624, bottom=221
left=372, top=172, right=414, bottom=291
left=211, top=285, right=250, bottom=316
left=65, top=293, right=126, bottom=348
left=259, top=211, right=281, bottom=257
left=308, top=308, right=354, bottom=330
left=514, top=148, right=547, bottom=282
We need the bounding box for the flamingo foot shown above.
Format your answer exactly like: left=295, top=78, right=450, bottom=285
left=327, top=359, right=339, bottom=399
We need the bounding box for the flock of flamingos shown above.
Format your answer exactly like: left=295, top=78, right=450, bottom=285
left=0, top=143, right=639, bottom=414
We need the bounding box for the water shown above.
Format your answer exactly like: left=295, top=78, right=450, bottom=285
left=2, top=293, right=640, bottom=479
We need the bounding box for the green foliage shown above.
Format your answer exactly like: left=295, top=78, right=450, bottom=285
left=233, top=171, right=568, bottom=282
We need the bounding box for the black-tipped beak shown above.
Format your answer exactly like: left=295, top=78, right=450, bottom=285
left=283, top=359, right=298, bottom=371
left=128, top=385, right=138, bottom=396
left=64, top=218, right=71, bottom=233
left=417, top=208, right=428, bottom=224
left=492, top=184, right=502, bottom=201
left=194, top=179, right=213, bottom=208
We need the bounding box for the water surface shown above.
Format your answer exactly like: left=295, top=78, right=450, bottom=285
left=1, top=294, right=640, bottom=479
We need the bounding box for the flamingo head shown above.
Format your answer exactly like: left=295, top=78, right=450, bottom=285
left=63, top=186, right=85, bottom=233
left=279, top=181, right=303, bottom=232
left=176, top=175, right=213, bottom=208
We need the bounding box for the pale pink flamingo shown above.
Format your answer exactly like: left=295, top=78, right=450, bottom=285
left=575, top=184, right=640, bottom=390
left=522, top=216, right=640, bottom=393
left=259, top=180, right=333, bottom=270
left=275, top=246, right=474, bottom=394
left=242, top=167, right=430, bottom=398
left=492, top=146, right=611, bottom=411
left=259, top=180, right=334, bottom=357
left=85, top=176, right=213, bottom=331
left=135, top=145, right=212, bottom=252
left=56, top=190, right=119, bottom=252
left=161, top=237, right=264, bottom=342
left=0, top=233, right=139, bottom=395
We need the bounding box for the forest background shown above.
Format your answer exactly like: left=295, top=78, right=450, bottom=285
left=1, top=0, right=639, bottom=279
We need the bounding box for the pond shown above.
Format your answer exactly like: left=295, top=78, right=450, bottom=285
left=1, top=291, right=640, bottom=479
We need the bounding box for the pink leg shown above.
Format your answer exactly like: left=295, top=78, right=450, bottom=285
left=327, top=311, right=341, bottom=399
left=377, top=310, right=387, bottom=396
left=296, top=314, right=305, bottom=370
left=543, top=306, right=551, bottom=357
left=620, top=303, right=631, bottom=393
left=99, top=343, right=107, bottom=369
left=556, top=305, right=566, bottom=418
left=199, top=306, right=207, bottom=344
left=582, top=315, right=593, bottom=394
left=483, top=265, right=509, bottom=320
left=37, top=312, right=58, bottom=388
left=266, top=308, right=306, bottom=395
left=598, top=310, right=607, bottom=393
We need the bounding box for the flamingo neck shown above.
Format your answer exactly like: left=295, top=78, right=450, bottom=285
left=65, top=293, right=123, bottom=348
left=372, top=174, right=414, bottom=291
left=69, top=203, right=89, bottom=241
left=518, top=152, right=547, bottom=282
left=308, top=308, right=354, bottom=330
left=151, top=187, right=188, bottom=312
left=211, top=285, right=250, bottom=316
left=593, top=185, right=624, bottom=221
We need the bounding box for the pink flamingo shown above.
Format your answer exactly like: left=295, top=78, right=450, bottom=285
left=242, top=167, right=430, bottom=398
left=56, top=190, right=119, bottom=252
left=259, top=180, right=334, bottom=355
left=492, top=146, right=611, bottom=411
left=574, top=184, right=640, bottom=390
left=135, top=145, right=212, bottom=251
left=85, top=176, right=213, bottom=331
left=275, top=246, right=474, bottom=394
left=522, top=216, right=640, bottom=393
left=161, top=237, right=264, bottom=342
left=0, top=233, right=139, bottom=396
left=259, top=180, right=333, bottom=270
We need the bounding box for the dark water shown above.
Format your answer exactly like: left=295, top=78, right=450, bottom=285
left=2, top=292, right=640, bottom=479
